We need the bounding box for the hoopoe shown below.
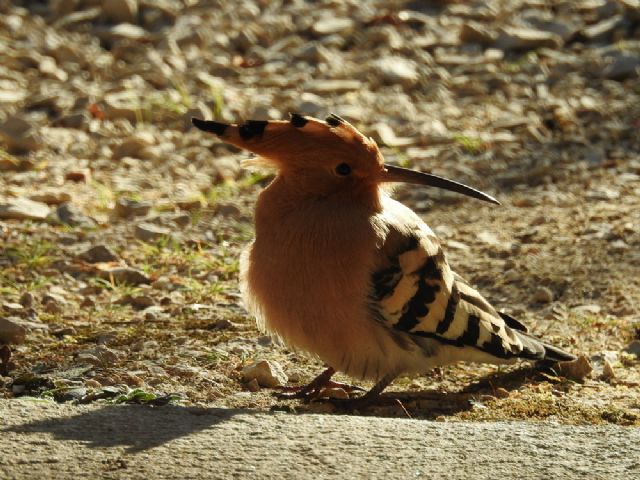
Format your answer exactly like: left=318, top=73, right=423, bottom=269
left=192, top=113, right=575, bottom=407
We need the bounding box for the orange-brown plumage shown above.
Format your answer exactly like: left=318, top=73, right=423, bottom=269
left=193, top=113, right=575, bottom=405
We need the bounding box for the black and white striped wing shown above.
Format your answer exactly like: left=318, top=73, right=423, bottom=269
left=369, top=200, right=531, bottom=361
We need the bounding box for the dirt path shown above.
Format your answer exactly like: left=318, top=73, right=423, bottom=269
left=1, top=399, right=639, bottom=480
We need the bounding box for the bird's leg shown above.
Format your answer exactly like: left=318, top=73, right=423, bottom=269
left=276, top=367, right=337, bottom=402
left=276, top=367, right=365, bottom=402
left=329, top=373, right=397, bottom=411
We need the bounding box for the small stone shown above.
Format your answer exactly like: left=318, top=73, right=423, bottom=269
left=55, top=203, right=96, bottom=227
left=311, top=17, right=354, bottom=36
left=65, top=169, right=91, bottom=183
left=0, top=116, right=43, bottom=153
left=2, top=303, right=23, bottom=313
left=19, top=292, right=35, bottom=308
left=54, top=386, right=87, bottom=402
left=580, top=15, right=624, bottom=42
left=624, top=340, right=640, bottom=357
left=557, top=355, right=593, bottom=381
left=112, top=132, right=155, bottom=160
left=601, top=360, right=615, bottom=380
left=44, top=300, right=64, bottom=314
left=78, top=245, right=119, bottom=263
left=29, top=190, right=72, bottom=205
left=246, top=378, right=260, bottom=392
left=114, top=198, right=151, bottom=218
left=97, top=267, right=151, bottom=285
left=0, top=317, right=27, bottom=344
left=533, top=286, right=554, bottom=304
left=0, top=198, right=50, bottom=221
left=495, top=27, right=563, bottom=51
left=134, top=223, right=172, bottom=242
left=106, top=23, right=147, bottom=41
left=371, top=123, right=415, bottom=147
left=321, top=387, right=349, bottom=400
left=459, top=22, right=497, bottom=45
left=215, top=203, right=242, bottom=218
left=602, top=53, right=640, bottom=80
left=102, top=0, right=139, bottom=24
left=77, top=346, right=121, bottom=367
left=115, top=294, right=154, bottom=309
left=372, top=57, right=420, bottom=87
left=242, top=360, right=288, bottom=388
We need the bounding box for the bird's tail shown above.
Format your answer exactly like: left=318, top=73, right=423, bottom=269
left=514, top=330, right=576, bottom=362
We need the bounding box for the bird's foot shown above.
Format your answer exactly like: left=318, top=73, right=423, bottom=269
left=274, top=367, right=364, bottom=403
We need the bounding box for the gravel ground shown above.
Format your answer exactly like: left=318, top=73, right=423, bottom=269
left=1, top=0, right=640, bottom=428
left=1, top=398, right=639, bottom=479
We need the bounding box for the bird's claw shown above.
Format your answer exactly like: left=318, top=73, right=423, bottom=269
left=274, top=380, right=364, bottom=403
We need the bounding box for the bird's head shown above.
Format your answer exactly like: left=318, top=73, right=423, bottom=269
left=192, top=113, right=499, bottom=205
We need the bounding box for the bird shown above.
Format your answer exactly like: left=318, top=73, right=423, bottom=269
left=192, top=113, right=576, bottom=408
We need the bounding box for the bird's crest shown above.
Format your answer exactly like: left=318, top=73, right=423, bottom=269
left=191, top=113, right=383, bottom=173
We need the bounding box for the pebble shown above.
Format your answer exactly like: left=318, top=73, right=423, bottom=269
left=533, top=286, right=554, bottom=304
left=97, top=267, right=151, bottom=285
left=372, top=57, right=420, bottom=87
left=102, top=0, right=139, bottom=24
left=55, top=203, right=96, bottom=227
left=311, top=18, right=354, bottom=36
left=495, top=27, right=563, bottom=50
left=134, top=222, right=173, bottom=242
left=624, top=340, right=640, bottom=357
left=19, top=292, right=35, bottom=308
left=557, top=355, right=593, bottom=381
left=78, top=245, right=120, bottom=263
left=29, top=190, right=72, bottom=205
left=602, top=53, right=640, bottom=80
left=114, top=198, right=152, bottom=218
left=0, top=116, right=43, bottom=152
left=0, top=198, right=50, bottom=221
left=241, top=360, right=288, bottom=388
left=0, top=317, right=27, bottom=344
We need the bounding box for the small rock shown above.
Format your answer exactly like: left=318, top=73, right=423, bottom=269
left=0, top=198, right=50, bottom=221
left=586, top=187, right=620, bottom=200
left=242, top=360, right=288, bottom=388
left=321, top=387, right=349, bottom=400
left=54, top=386, right=87, bottom=402
left=311, top=17, right=354, bottom=36
left=134, top=223, right=172, bottom=242
left=77, top=346, right=121, bottom=367
left=115, top=294, right=154, bottom=309
left=0, top=116, right=43, bottom=153
left=55, top=203, right=96, bottom=227
left=102, top=0, right=139, bottom=24
left=624, top=340, right=640, bottom=357
left=0, top=317, right=27, bottom=344
left=459, top=22, right=497, bottom=45
left=601, top=360, right=615, bottom=380
left=495, top=27, right=563, bottom=50
left=372, top=57, right=420, bottom=87
left=65, top=169, right=91, bottom=183
left=44, top=300, right=64, bottom=314
left=105, top=23, right=147, bottom=41
left=112, top=132, right=155, bottom=159
left=371, top=123, right=415, bottom=147
left=114, top=198, right=151, bottom=218
left=246, top=378, right=260, bottom=392
left=97, top=267, right=151, bottom=285
left=533, top=286, right=554, bottom=304
left=602, top=53, right=640, bottom=80
left=580, top=15, right=625, bottom=42
left=29, top=190, right=72, bottom=205
left=78, top=245, right=119, bottom=263
left=19, top=292, right=35, bottom=308
left=215, top=203, right=242, bottom=218
left=557, top=355, right=593, bottom=381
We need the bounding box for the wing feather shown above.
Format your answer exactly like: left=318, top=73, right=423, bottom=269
left=369, top=200, right=526, bottom=360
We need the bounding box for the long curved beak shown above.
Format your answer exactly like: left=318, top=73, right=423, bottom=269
left=382, top=164, right=500, bottom=205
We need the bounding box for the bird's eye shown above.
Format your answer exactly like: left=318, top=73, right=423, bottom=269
left=335, top=163, right=352, bottom=176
